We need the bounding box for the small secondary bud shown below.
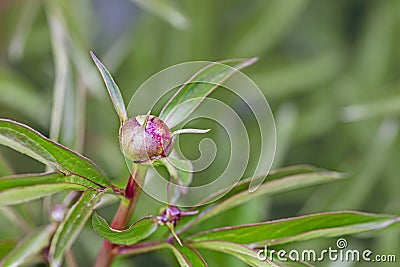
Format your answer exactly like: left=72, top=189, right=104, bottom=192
left=119, top=115, right=173, bottom=162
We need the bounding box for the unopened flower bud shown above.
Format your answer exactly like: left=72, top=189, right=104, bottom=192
left=119, top=115, right=173, bottom=162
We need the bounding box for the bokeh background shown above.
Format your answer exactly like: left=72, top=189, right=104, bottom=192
left=1, top=0, right=399, bottom=266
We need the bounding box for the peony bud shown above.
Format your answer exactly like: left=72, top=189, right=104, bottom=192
left=119, top=115, right=173, bottom=162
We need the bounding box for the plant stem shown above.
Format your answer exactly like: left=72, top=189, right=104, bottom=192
left=93, top=164, right=147, bottom=267
left=65, top=250, right=78, bottom=267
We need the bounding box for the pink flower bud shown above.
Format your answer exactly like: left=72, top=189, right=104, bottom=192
left=119, top=115, right=173, bottom=162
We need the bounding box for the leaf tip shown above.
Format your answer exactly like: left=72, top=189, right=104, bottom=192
left=242, top=57, right=258, bottom=68
left=249, top=57, right=258, bottom=63
left=89, top=50, right=97, bottom=62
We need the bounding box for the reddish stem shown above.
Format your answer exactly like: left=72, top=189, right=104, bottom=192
left=93, top=164, right=146, bottom=267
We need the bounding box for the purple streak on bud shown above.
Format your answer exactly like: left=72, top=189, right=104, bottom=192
left=119, top=115, right=173, bottom=162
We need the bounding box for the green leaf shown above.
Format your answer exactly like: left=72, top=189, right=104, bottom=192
left=185, top=165, right=344, bottom=228
left=341, top=93, right=400, bottom=122
left=165, top=243, right=208, bottom=267
left=158, top=157, right=193, bottom=186
left=159, top=58, right=257, bottom=128
left=90, top=51, right=128, bottom=124
left=117, top=241, right=207, bottom=266
left=116, top=241, right=166, bottom=256
left=46, top=0, right=70, bottom=142
left=252, top=50, right=344, bottom=101
left=271, top=258, right=312, bottom=267
left=156, top=157, right=193, bottom=203
left=188, top=211, right=400, bottom=246
left=92, top=213, right=158, bottom=245
left=49, top=188, right=103, bottom=266
left=192, top=241, right=277, bottom=267
left=8, top=0, right=40, bottom=61
left=131, top=0, right=188, bottom=30
left=0, top=153, right=13, bottom=177
left=0, top=241, right=16, bottom=260
left=0, top=119, right=110, bottom=188
left=1, top=224, right=55, bottom=267
left=0, top=172, right=97, bottom=206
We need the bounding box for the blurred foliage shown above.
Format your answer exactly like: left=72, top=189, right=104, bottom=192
left=0, top=0, right=399, bottom=266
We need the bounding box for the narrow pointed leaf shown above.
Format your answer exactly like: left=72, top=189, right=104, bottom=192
left=1, top=224, right=56, bottom=267
left=90, top=51, right=128, bottom=123
left=0, top=172, right=99, bottom=206
left=165, top=243, right=207, bottom=267
left=188, top=211, right=400, bottom=246
left=159, top=58, right=257, bottom=128
left=49, top=188, right=103, bottom=266
left=0, top=119, right=110, bottom=188
left=92, top=213, right=158, bottom=245
left=192, top=241, right=276, bottom=267
left=185, top=165, right=344, bottom=229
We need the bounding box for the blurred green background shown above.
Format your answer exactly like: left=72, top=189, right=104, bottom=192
left=1, top=0, right=399, bottom=266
